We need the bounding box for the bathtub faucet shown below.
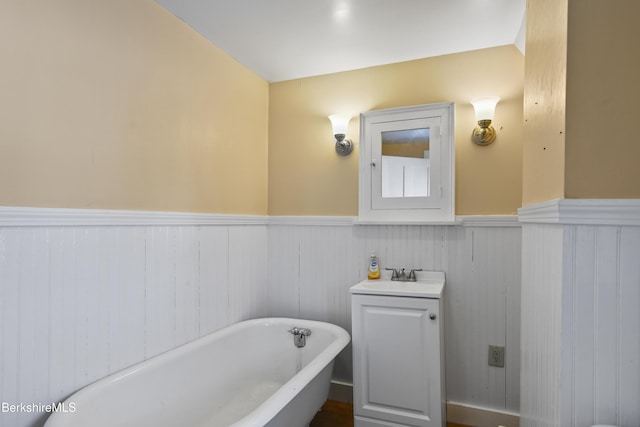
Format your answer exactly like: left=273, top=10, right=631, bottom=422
left=289, top=327, right=312, bottom=348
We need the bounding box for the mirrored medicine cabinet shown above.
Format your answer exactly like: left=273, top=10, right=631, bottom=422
left=358, top=102, right=455, bottom=223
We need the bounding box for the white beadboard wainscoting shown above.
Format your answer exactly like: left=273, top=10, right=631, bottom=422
left=0, top=208, right=268, bottom=427
left=1, top=207, right=522, bottom=427
left=519, top=199, right=640, bottom=427
left=267, top=216, right=523, bottom=416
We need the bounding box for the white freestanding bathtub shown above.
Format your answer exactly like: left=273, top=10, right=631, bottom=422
left=44, top=318, right=350, bottom=427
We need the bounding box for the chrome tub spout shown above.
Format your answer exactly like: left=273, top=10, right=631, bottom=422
left=289, top=327, right=312, bottom=347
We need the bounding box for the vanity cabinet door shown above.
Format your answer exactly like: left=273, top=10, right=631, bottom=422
left=352, top=294, right=444, bottom=427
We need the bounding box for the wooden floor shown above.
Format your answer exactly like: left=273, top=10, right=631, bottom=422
left=310, top=400, right=354, bottom=427
left=310, top=400, right=470, bottom=427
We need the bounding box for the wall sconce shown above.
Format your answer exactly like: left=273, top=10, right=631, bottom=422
left=328, top=114, right=354, bottom=155
left=470, top=96, right=500, bottom=146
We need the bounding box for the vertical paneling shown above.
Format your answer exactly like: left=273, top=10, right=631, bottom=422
left=1, top=229, right=21, bottom=427
left=12, top=210, right=640, bottom=427
left=441, top=225, right=466, bottom=409
left=443, top=226, right=521, bottom=412
left=520, top=223, right=563, bottom=427
left=568, top=225, right=596, bottom=426
left=563, top=224, right=640, bottom=427
left=46, top=228, right=73, bottom=403
left=523, top=222, right=640, bottom=427
left=228, top=226, right=268, bottom=323
left=175, top=226, right=200, bottom=346
left=108, top=227, right=146, bottom=374
left=594, top=227, right=619, bottom=423
left=198, top=226, right=230, bottom=335
left=618, top=227, right=640, bottom=426
left=266, top=225, right=302, bottom=318
left=267, top=222, right=522, bottom=414
left=145, top=226, right=178, bottom=358
left=495, top=225, right=523, bottom=412
left=24, top=229, right=50, bottom=426
left=0, top=212, right=525, bottom=426
left=75, top=228, right=109, bottom=387
left=299, top=225, right=358, bottom=326
left=545, top=223, right=563, bottom=424
left=0, top=220, right=268, bottom=427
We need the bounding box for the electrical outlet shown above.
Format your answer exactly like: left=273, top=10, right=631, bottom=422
left=488, top=345, right=505, bottom=367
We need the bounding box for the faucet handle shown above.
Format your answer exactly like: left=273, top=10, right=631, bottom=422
left=385, top=268, right=400, bottom=280
left=408, top=269, right=423, bottom=281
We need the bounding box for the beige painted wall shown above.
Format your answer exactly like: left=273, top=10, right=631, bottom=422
left=523, top=0, right=640, bottom=205
left=269, top=46, right=524, bottom=216
left=0, top=0, right=269, bottom=214
left=522, top=0, right=568, bottom=206
left=565, top=0, right=640, bottom=199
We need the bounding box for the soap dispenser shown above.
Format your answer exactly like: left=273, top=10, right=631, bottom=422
left=367, top=253, right=380, bottom=280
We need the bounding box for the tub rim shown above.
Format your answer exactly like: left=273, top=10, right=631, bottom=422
left=44, top=317, right=350, bottom=427
left=228, top=318, right=351, bottom=426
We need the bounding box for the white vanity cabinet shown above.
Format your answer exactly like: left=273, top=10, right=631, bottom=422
left=350, top=273, right=445, bottom=427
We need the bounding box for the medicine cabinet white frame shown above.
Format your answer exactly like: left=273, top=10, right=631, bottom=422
left=358, top=102, right=455, bottom=223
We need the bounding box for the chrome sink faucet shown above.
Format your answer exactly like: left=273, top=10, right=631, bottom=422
left=385, top=268, right=423, bottom=282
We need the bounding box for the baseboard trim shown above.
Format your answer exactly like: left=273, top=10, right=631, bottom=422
left=328, top=380, right=353, bottom=404
left=328, top=382, right=520, bottom=427
left=447, top=401, right=520, bottom=427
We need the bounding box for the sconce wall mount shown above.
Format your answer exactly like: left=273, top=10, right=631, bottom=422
left=470, top=97, right=500, bottom=146
left=472, top=119, right=497, bottom=146
left=328, top=114, right=354, bottom=156
left=334, top=134, right=353, bottom=155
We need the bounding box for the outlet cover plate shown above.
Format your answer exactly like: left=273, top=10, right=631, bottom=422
left=489, top=345, right=505, bottom=367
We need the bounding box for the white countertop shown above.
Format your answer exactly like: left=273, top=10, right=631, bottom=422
left=350, top=270, right=445, bottom=299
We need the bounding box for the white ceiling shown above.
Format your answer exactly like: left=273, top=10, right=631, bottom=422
left=155, top=0, right=526, bottom=82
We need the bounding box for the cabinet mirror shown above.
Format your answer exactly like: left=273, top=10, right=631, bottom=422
left=359, top=103, right=454, bottom=223
left=381, top=128, right=430, bottom=198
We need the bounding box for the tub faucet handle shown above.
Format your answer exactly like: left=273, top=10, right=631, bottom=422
left=289, top=327, right=311, bottom=336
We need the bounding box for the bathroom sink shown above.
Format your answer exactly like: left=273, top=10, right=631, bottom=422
left=349, top=271, right=444, bottom=298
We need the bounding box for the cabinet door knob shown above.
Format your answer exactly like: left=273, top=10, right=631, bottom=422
left=429, top=313, right=437, bottom=320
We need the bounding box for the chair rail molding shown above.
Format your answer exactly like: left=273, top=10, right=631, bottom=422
left=518, top=198, right=640, bottom=226
left=0, top=207, right=521, bottom=228
left=0, top=206, right=269, bottom=227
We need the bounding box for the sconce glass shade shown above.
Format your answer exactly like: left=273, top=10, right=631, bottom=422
left=328, top=114, right=353, bottom=155
left=470, top=97, right=500, bottom=146
left=328, top=114, right=350, bottom=135
left=471, top=96, right=500, bottom=121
